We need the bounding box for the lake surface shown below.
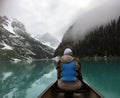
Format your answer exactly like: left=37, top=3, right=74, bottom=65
left=0, top=60, right=120, bottom=98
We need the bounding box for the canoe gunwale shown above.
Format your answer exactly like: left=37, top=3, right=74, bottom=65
left=84, top=81, right=104, bottom=98
left=38, top=81, right=55, bottom=98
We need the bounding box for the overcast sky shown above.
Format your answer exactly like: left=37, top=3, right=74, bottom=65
left=0, top=0, right=120, bottom=41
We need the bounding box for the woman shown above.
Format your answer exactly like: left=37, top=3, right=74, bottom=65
left=56, top=48, right=83, bottom=91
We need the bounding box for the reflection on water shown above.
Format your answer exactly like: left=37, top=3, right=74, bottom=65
left=2, top=72, right=13, bottom=82
left=25, top=68, right=56, bottom=98
left=0, top=60, right=120, bottom=98
left=0, top=60, right=57, bottom=98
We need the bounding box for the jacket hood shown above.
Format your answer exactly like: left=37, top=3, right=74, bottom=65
left=60, top=55, right=73, bottom=63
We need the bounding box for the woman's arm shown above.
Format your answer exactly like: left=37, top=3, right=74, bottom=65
left=75, top=57, right=83, bottom=81
left=56, top=60, right=61, bottom=79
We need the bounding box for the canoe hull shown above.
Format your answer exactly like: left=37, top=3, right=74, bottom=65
left=38, top=81, right=104, bottom=98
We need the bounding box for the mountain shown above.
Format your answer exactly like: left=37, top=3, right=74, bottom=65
left=0, top=16, right=54, bottom=60
left=54, top=16, right=120, bottom=57
left=34, top=33, right=60, bottom=49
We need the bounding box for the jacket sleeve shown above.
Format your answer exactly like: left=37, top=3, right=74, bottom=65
left=56, top=60, right=61, bottom=79
left=75, top=57, right=83, bottom=81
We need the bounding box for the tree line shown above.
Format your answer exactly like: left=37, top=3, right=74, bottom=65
left=55, top=16, right=120, bottom=58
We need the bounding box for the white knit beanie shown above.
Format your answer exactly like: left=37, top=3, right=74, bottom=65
left=64, top=48, right=72, bottom=55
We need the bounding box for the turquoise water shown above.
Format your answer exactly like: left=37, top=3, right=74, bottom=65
left=81, top=60, right=120, bottom=98
left=0, top=61, right=57, bottom=98
left=0, top=60, right=120, bottom=98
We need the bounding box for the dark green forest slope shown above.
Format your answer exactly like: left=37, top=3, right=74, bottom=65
left=55, top=16, right=120, bottom=58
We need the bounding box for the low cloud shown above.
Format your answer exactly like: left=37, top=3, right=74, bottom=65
left=71, top=0, right=120, bottom=39
left=0, top=0, right=120, bottom=40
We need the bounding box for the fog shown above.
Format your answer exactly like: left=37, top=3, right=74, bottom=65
left=71, top=1, right=120, bottom=39
left=0, top=0, right=120, bottom=41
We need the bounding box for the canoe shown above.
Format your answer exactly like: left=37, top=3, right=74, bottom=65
left=38, top=81, right=104, bottom=98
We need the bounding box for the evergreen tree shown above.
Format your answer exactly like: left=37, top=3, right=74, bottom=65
left=55, top=16, right=120, bottom=58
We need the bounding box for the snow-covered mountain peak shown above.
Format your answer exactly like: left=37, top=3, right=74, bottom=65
left=0, top=16, right=27, bottom=37
left=0, top=16, right=10, bottom=26
left=11, top=19, right=26, bottom=33
left=0, top=16, right=54, bottom=60
left=0, top=16, right=18, bottom=36
left=34, top=33, right=60, bottom=49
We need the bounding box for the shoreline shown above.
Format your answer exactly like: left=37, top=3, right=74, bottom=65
left=1, top=56, right=120, bottom=62
left=79, top=56, right=120, bottom=61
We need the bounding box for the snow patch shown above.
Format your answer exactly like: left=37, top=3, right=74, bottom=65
left=26, top=57, right=33, bottom=64
left=26, top=49, right=36, bottom=55
left=2, top=19, right=19, bottom=37
left=42, top=42, right=56, bottom=49
left=10, top=58, right=21, bottom=63
left=9, top=34, right=20, bottom=38
left=1, top=41, right=13, bottom=50
left=3, top=19, right=16, bottom=35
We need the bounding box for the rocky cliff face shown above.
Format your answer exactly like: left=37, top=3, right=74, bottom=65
left=0, top=16, right=54, bottom=60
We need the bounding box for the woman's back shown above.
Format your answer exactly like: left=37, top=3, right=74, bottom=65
left=56, top=48, right=83, bottom=91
